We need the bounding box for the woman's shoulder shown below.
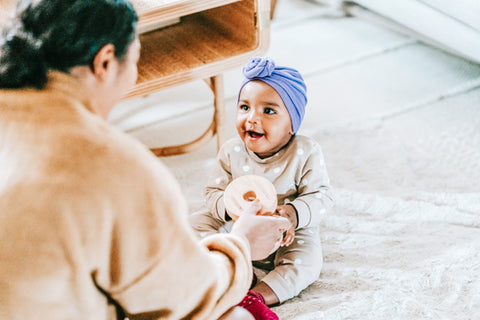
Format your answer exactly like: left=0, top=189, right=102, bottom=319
left=34, top=84, right=170, bottom=188
left=1, top=86, right=175, bottom=198
left=87, top=119, right=169, bottom=179
left=72, top=120, right=183, bottom=203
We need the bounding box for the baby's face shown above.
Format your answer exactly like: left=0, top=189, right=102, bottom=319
left=236, top=80, right=293, bottom=158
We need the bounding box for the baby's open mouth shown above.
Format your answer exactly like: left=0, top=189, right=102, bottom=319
left=247, top=131, right=264, bottom=139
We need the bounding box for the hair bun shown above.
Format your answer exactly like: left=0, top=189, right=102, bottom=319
left=242, top=57, right=276, bottom=79
left=0, top=30, right=48, bottom=89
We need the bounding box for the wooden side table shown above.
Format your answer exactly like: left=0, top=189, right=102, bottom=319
left=124, top=0, right=271, bottom=156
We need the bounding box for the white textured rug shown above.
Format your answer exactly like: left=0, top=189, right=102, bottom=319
left=162, top=87, right=480, bottom=319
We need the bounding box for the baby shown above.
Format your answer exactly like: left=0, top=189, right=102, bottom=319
left=190, top=57, right=335, bottom=319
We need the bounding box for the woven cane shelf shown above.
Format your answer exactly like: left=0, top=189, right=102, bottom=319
left=123, top=0, right=270, bottom=156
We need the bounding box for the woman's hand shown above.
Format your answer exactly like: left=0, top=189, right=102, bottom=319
left=275, top=204, right=297, bottom=247
left=231, top=201, right=290, bottom=260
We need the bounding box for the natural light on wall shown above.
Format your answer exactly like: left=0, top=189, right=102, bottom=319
left=341, top=0, right=480, bottom=64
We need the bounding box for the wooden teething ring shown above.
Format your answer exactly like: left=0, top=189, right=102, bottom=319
left=224, top=175, right=277, bottom=220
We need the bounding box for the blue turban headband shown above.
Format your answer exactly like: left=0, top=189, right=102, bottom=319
left=239, top=57, right=307, bottom=134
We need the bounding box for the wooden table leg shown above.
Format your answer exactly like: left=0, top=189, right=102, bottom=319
left=149, top=74, right=225, bottom=156
left=271, top=0, right=278, bottom=19
left=211, top=74, right=226, bottom=152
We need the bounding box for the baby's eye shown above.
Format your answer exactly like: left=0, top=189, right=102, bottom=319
left=239, top=104, right=249, bottom=111
left=264, top=107, right=276, bottom=115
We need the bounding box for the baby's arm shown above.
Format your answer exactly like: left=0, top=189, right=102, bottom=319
left=288, top=143, right=335, bottom=229
left=204, top=149, right=234, bottom=222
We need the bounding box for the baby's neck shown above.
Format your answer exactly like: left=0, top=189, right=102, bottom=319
left=253, top=135, right=295, bottom=159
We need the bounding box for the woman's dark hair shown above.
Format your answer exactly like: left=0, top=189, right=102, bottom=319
left=0, top=0, right=138, bottom=89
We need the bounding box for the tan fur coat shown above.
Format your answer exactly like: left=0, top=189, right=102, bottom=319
left=0, top=71, right=251, bottom=320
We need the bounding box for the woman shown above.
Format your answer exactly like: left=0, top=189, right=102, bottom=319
left=0, top=1, right=289, bottom=319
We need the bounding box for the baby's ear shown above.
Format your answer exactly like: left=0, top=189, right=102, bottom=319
left=289, top=126, right=295, bottom=135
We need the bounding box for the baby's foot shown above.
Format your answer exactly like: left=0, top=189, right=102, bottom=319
left=237, top=290, right=279, bottom=320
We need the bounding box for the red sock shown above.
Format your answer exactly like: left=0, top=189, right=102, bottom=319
left=237, top=290, right=279, bottom=320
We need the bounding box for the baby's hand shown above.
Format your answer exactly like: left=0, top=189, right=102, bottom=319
left=275, top=204, right=297, bottom=247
